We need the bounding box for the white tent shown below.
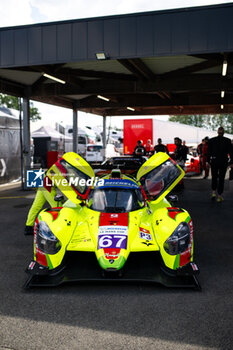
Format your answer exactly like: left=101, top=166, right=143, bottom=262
left=32, top=125, right=72, bottom=141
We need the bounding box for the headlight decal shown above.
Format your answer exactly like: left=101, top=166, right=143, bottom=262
left=164, top=221, right=191, bottom=256
left=35, top=221, right=61, bottom=262
left=179, top=218, right=193, bottom=267
left=33, top=218, right=47, bottom=267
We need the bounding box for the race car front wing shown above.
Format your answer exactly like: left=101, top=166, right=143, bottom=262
left=24, top=252, right=201, bottom=290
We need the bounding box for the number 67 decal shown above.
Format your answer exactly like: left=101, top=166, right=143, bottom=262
left=98, top=235, right=127, bottom=249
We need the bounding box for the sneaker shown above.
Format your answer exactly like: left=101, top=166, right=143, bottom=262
left=211, top=192, right=216, bottom=200
left=217, top=196, right=224, bottom=202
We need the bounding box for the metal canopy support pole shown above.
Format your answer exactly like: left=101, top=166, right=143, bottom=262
left=102, top=114, right=107, bottom=161
left=73, top=109, right=78, bottom=153
left=22, top=97, right=31, bottom=188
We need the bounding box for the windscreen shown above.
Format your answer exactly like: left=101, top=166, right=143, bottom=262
left=59, top=159, right=90, bottom=194
left=139, top=159, right=182, bottom=200
left=88, top=188, right=145, bottom=213
left=87, top=145, right=103, bottom=152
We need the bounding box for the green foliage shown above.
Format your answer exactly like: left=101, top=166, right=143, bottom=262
left=0, top=94, right=41, bottom=122
left=169, top=114, right=233, bottom=134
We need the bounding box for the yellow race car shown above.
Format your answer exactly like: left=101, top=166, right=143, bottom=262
left=25, top=152, right=200, bottom=289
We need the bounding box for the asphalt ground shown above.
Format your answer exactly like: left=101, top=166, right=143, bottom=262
left=0, top=176, right=232, bottom=350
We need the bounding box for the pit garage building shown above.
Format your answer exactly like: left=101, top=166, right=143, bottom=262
left=0, top=2, right=233, bottom=183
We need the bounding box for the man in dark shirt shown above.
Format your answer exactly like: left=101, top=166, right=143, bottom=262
left=133, top=140, right=146, bottom=156
left=174, top=137, right=187, bottom=165
left=197, top=139, right=204, bottom=157
left=207, top=127, right=233, bottom=202
left=197, top=139, right=205, bottom=174
left=154, top=138, right=169, bottom=155
left=182, top=140, right=189, bottom=159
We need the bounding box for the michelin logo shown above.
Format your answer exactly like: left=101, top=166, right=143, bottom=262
left=26, top=169, right=44, bottom=188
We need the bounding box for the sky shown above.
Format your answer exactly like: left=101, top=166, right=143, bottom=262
left=1, top=0, right=232, bottom=131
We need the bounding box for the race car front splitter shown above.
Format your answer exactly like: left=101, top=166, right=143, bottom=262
left=24, top=251, right=201, bottom=290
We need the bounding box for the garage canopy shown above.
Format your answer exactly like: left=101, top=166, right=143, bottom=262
left=0, top=3, right=233, bottom=116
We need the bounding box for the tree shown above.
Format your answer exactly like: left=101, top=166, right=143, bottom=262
left=169, top=115, right=208, bottom=128
left=169, top=114, right=233, bottom=134
left=0, top=94, right=41, bottom=122
left=206, top=114, right=233, bottom=134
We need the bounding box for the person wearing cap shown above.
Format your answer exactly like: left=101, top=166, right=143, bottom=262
left=207, top=127, right=233, bottom=202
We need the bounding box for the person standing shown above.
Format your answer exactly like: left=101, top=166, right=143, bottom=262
left=202, top=137, right=209, bottom=179
left=24, top=176, right=58, bottom=235
left=154, top=138, right=169, bottom=155
left=182, top=140, right=189, bottom=162
left=144, top=139, right=154, bottom=156
left=174, top=137, right=186, bottom=166
left=133, top=140, right=146, bottom=156
left=173, top=137, right=186, bottom=188
left=197, top=139, right=205, bottom=174
left=207, top=127, right=233, bottom=202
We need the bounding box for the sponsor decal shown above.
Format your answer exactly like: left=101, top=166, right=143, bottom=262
left=28, top=261, right=36, bottom=270
left=26, top=169, right=44, bottom=188
left=99, top=225, right=128, bottom=236
left=98, top=179, right=139, bottom=189
left=139, top=227, right=152, bottom=241
left=141, top=241, right=153, bottom=247
left=98, top=231, right=128, bottom=250
left=191, top=262, right=198, bottom=271
left=98, top=213, right=129, bottom=250
left=104, top=248, right=120, bottom=260
left=99, top=212, right=128, bottom=226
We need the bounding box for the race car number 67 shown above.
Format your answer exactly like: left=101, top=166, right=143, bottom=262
left=98, top=235, right=127, bottom=249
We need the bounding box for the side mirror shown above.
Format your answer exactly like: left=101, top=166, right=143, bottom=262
left=167, top=195, right=178, bottom=204
left=54, top=194, right=64, bottom=202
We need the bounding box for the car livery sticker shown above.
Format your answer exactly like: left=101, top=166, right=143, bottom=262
left=103, top=248, right=120, bottom=260
left=96, top=179, right=139, bottom=189
left=46, top=208, right=62, bottom=221
left=167, top=207, right=184, bottom=220
left=139, top=227, right=152, bottom=241
left=28, top=261, right=36, bottom=270
left=98, top=213, right=129, bottom=251
left=191, top=262, right=198, bottom=272
left=179, top=218, right=193, bottom=267
left=98, top=226, right=128, bottom=249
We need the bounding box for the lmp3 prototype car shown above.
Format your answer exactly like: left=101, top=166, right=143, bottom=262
left=25, top=152, right=200, bottom=289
